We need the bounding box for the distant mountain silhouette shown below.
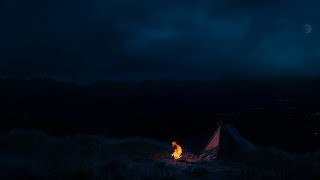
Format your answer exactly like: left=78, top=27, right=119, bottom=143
left=0, top=77, right=319, bottom=152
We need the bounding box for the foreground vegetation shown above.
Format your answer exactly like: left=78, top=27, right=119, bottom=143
left=0, top=129, right=319, bottom=180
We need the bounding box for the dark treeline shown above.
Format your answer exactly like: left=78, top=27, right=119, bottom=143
left=0, top=77, right=319, bottom=152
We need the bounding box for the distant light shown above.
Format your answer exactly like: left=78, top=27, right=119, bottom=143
left=315, top=132, right=318, bottom=135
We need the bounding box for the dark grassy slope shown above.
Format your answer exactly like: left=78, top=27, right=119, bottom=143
left=0, top=130, right=319, bottom=180
left=0, top=77, right=319, bottom=152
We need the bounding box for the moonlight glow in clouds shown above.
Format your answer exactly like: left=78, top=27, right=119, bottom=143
left=304, top=24, right=313, bottom=34
left=1, top=0, right=320, bottom=83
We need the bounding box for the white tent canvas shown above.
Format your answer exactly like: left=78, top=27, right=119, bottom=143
left=199, top=124, right=221, bottom=160
left=199, top=123, right=257, bottom=160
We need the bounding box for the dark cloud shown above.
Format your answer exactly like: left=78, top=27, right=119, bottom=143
left=0, top=0, right=320, bottom=83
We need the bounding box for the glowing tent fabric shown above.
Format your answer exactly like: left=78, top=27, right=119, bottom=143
left=199, top=124, right=221, bottom=160
left=199, top=123, right=257, bottom=161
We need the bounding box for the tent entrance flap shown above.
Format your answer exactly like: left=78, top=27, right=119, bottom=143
left=199, top=123, right=257, bottom=161
left=199, top=124, right=221, bottom=160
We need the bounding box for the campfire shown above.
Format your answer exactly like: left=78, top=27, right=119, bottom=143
left=171, top=141, right=182, bottom=160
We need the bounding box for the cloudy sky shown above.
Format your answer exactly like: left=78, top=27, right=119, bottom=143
left=0, top=0, right=320, bottom=83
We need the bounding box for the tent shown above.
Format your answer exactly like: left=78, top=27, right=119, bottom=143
left=199, top=123, right=257, bottom=160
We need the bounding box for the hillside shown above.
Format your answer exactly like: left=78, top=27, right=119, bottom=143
left=0, top=129, right=319, bottom=180
left=0, top=77, right=319, bottom=152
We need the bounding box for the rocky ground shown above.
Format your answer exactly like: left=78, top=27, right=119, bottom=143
left=0, top=129, right=319, bottom=180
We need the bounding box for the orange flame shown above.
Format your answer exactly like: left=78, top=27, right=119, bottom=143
left=171, top=141, right=182, bottom=160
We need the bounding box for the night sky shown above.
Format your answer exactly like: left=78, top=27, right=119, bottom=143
left=1, top=0, right=320, bottom=84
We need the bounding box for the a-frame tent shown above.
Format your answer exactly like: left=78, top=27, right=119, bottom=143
left=199, top=123, right=257, bottom=160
